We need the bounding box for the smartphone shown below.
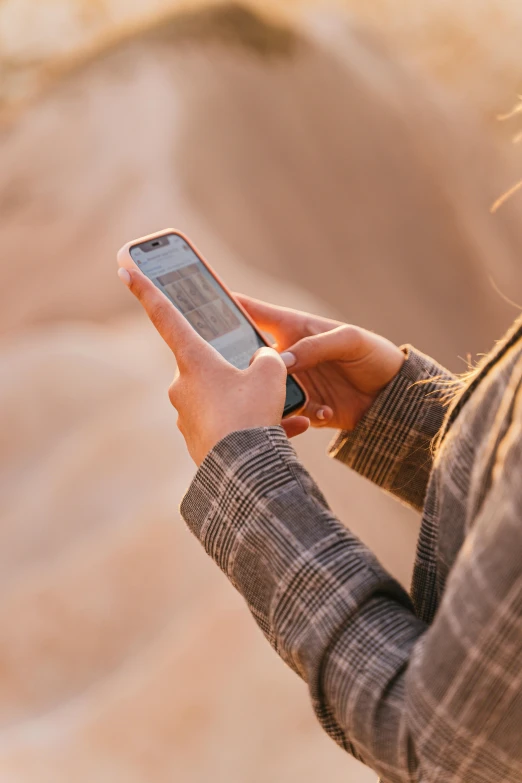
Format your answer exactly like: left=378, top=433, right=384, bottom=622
left=117, top=229, right=307, bottom=417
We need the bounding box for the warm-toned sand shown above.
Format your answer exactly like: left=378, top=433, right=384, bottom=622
left=1, top=5, right=522, bottom=782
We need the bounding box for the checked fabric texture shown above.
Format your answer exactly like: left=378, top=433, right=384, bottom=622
left=181, top=320, right=522, bottom=783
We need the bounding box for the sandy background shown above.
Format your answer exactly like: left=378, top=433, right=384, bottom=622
left=1, top=2, right=522, bottom=781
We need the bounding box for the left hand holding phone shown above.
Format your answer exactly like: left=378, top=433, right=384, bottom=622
left=117, top=267, right=310, bottom=465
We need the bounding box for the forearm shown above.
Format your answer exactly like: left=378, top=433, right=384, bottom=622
left=329, top=345, right=462, bottom=511
left=181, top=423, right=522, bottom=782
left=181, top=427, right=425, bottom=781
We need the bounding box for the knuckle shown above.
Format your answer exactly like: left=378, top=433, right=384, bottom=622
left=303, top=316, right=318, bottom=337
left=338, top=323, right=361, bottom=348
left=256, top=349, right=283, bottom=369
left=339, top=323, right=357, bottom=339
left=168, top=379, right=180, bottom=406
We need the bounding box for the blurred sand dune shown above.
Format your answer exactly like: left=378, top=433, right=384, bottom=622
left=2, top=0, right=522, bottom=130
left=1, top=5, right=522, bottom=781
left=2, top=6, right=522, bottom=361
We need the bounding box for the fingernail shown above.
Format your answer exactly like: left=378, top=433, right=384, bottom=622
left=316, top=408, right=326, bottom=421
left=280, top=351, right=296, bottom=368
left=118, top=268, right=131, bottom=286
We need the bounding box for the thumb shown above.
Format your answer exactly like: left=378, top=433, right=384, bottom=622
left=248, top=346, right=287, bottom=384
left=280, top=324, right=362, bottom=372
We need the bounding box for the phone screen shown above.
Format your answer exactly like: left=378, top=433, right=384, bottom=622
left=130, top=232, right=306, bottom=415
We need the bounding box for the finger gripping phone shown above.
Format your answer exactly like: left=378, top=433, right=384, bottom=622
left=118, top=229, right=307, bottom=417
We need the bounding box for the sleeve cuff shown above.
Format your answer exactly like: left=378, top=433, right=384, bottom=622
left=180, top=424, right=415, bottom=687
left=328, top=345, right=461, bottom=508
left=180, top=426, right=328, bottom=581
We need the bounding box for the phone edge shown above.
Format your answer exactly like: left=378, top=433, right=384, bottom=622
left=117, top=228, right=309, bottom=418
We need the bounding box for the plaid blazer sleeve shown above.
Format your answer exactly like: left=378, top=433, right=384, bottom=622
left=329, top=345, right=461, bottom=511
left=181, top=406, right=522, bottom=782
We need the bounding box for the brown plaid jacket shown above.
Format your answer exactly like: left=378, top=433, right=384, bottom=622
left=181, top=316, right=522, bottom=783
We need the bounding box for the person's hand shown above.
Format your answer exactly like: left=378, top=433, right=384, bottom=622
left=236, top=294, right=406, bottom=431
left=117, top=268, right=310, bottom=465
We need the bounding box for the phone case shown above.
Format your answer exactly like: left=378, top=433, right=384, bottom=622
left=117, top=228, right=308, bottom=418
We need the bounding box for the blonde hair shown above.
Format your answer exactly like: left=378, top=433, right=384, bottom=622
left=491, top=97, right=522, bottom=212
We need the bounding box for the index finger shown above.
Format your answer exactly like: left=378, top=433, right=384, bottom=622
left=234, top=293, right=304, bottom=337
left=119, top=267, right=210, bottom=364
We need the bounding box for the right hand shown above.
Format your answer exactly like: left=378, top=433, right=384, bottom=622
left=237, top=295, right=406, bottom=432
